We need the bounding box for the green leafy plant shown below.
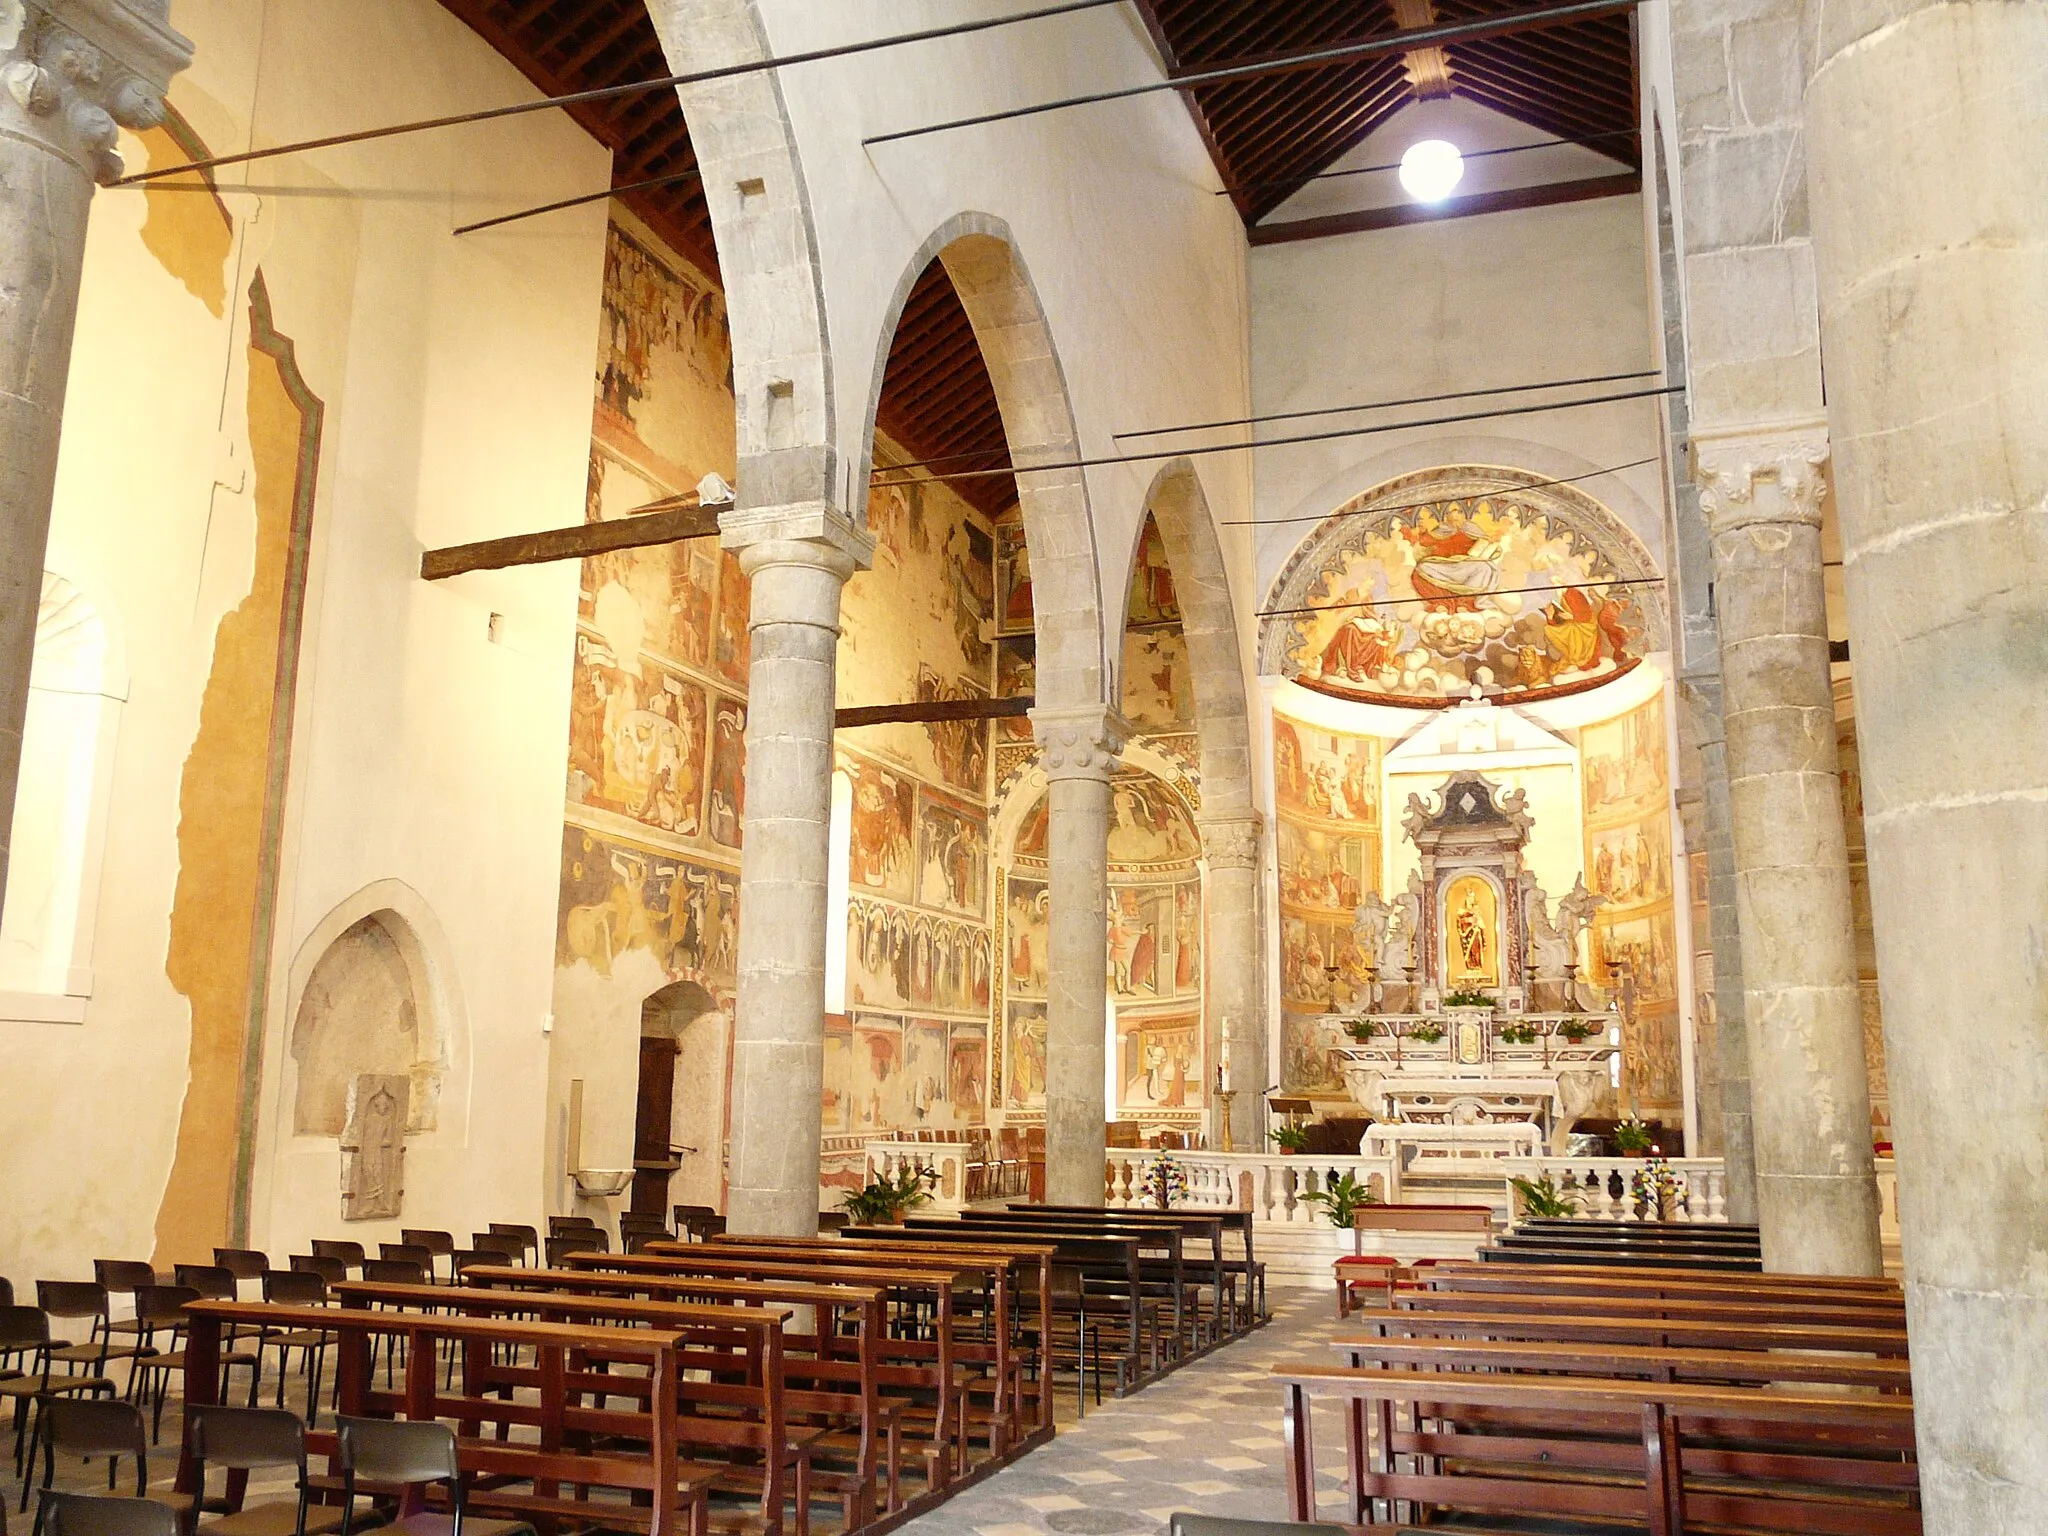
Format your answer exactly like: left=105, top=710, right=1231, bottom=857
left=1407, top=1021, right=1446, bottom=1044
left=1556, top=1019, right=1601, bottom=1044
left=1612, top=1117, right=1654, bottom=1155
left=1345, top=1019, right=1383, bottom=1042
left=1509, top=1172, right=1585, bottom=1219
left=1268, top=1121, right=1311, bottom=1153
left=1496, top=1021, right=1539, bottom=1046
left=840, top=1164, right=936, bottom=1224
left=1442, top=988, right=1494, bottom=1009
left=1302, top=1171, right=1381, bottom=1228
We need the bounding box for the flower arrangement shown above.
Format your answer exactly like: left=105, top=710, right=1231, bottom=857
left=1556, top=1019, right=1601, bottom=1043
left=1442, top=988, right=1495, bottom=1009
left=840, top=1164, right=937, bottom=1224
left=1407, top=1021, right=1446, bottom=1044
left=1496, top=1020, right=1539, bottom=1046
left=1613, top=1116, right=1654, bottom=1155
left=1140, top=1152, right=1189, bottom=1209
left=1630, top=1156, right=1688, bottom=1219
left=1268, top=1121, right=1311, bottom=1153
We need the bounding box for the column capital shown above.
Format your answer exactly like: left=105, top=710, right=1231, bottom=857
left=1197, top=811, right=1263, bottom=870
left=720, top=499, right=874, bottom=582
left=1028, top=702, right=1130, bottom=782
left=1692, top=425, right=1830, bottom=537
left=3, top=0, right=193, bottom=185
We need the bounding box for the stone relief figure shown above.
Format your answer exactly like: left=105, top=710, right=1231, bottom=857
left=1389, top=872, right=1424, bottom=976
left=1554, top=874, right=1604, bottom=959
left=341, top=1073, right=410, bottom=1222
left=1351, top=890, right=1394, bottom=964
left=1522, top=877, right=1572, bottom=980
left=1400, top=792, right=1433, bottom=842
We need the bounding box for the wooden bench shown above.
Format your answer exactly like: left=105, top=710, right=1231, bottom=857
left=1354, top=1204, right=1496, bottom=1235
left=1276, top=1361, right=1920, bottom=1535
left=1329, top=1330, right=1912, bottom=1392
left=458, top=1263, right=926, bottom=1519
left=1020, top=1203, right=1267, bottom=1329
left=1354, top=1302, right=1911, bottom=1358
left=175, top=1299, right=710, bottom=1536
left=557, top=1253, right=978, bottom=1490
left=697, top=1233, right=1057, bottom=1444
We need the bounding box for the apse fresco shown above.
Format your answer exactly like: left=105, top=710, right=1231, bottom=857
left=822, top=1013, right=986, bottom=1133
left=1275, top=708, right=1382, bottom=1093
left=1263, top=467, right=1663, bottom=709
left=1581, top=692, right=1682, bottom=1117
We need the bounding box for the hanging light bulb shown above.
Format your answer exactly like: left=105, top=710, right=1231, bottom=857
left=1398, top=139, right=1465, bottom=203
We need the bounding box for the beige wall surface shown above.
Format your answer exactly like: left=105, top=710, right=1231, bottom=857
left=0, top=0, right=609, bottom=1280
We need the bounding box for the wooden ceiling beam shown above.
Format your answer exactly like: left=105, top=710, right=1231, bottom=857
left=1250, top=167, right=1639, bottom=243
left=421, top=501, right=722, bottom=581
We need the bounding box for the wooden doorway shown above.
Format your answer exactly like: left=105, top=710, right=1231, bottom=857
left=631, top=980, right=719, bottom=1219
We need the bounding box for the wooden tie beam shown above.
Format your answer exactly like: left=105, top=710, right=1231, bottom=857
left=420, top=499, right=720, bottom=580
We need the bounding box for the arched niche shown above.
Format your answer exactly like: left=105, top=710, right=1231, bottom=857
left=277, top=882, right=467, bottom=1148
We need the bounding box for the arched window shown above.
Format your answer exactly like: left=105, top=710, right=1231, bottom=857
left=0, top=574, right=124, bottom=1022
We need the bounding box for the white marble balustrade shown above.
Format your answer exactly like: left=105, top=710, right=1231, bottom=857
left=1500, top=1156, right=1732, bottom=1223
left=1103, top=1148, right=1399, bottom=1225
left=863, top=1139, right=973, bottom=1211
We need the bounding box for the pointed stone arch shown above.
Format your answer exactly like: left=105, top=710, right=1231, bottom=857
left=855, top=213, right=1110, bottom=710
left=644, top=0, right=839, bottom=512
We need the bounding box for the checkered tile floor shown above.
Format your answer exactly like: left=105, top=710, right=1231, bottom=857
left=899, top=1287, right=1347, bottom=1536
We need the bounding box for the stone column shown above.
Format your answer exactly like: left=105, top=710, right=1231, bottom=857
left=1029, top=703, right=1128, bottom=1206
left=720, top=505, right=872, bottom=1236
left=1804, top=6, right=2048, bottom=1526
left=1680, top=673, right=1759, bottom=1223
left=1695, top=433, right=1880, bottom=1274
left=0, top=0, right=189, bottom=916
left=1198, top=811, right=1263, bottom=1151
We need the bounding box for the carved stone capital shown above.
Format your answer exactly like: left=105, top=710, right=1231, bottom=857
left=1028, top=703, right=1130, bottom=782
left=1692, top=426, right=1830, bottom=538
left=720, top=498, right=874, bottom=571
left=1, top=0, right=192, bottom=185
left=1198, top=812, right=1264, bottom=871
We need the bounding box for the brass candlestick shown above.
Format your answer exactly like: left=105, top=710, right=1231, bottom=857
left=1215, top=1089, right=1238, bottom=1152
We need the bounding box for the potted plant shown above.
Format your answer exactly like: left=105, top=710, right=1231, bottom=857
left=1509, top=1172, right=1585, bottom=1220
left=840, top=1164, right=936, bottom=1225
left=1345, top=1019, right=1382, bottom=1042
left=1268, top=1121, right=1311, bottom=1155
left=1442, top=988, right=1494, bottom=1010
left=1496, top=1020, right=1539, bottom=1046
left=1556, top=1019, right=1601, bottom=1044
left=1301, top=1171, right=1380, bottom=1228
left=1408, top=1021, right=1445, bottom=1045
left=1612, top=1117, right=1654, bottom=1157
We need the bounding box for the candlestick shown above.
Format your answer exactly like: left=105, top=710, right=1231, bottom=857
left=1215, top=1089, right=1237, bottom=1153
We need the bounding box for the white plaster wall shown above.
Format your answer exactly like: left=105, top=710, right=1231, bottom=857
left=1248, top=193, right=1667, bottom=599
left=752, top=0, right=1260, bottom=700
left=0, top=0, right=609, bottom=1280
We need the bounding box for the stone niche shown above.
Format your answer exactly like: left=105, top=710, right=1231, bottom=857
left=288, top=911, right=444, bottom=1218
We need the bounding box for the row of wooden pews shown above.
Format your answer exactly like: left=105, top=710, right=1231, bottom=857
left=1484, top=1215, right=1767, bottom=1272
left=168, top=1227, right=1080, bottom=1536
left=1283, top=1250, right=1919, bottom=1533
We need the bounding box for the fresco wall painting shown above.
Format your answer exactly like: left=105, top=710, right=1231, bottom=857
left=1275, top=712, right=1383, bottom=1095
left=1580, top=692, right=1682, bottom=1119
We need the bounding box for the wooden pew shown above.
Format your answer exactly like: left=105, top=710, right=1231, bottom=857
left=946, top=1209, right=1229, bottom=1354
left=457, top=1264, right=925, bottom=1518
left=873, top=1222, right=1156, bottom=1392
left=1277, top=1362, right=1920, bottom=1535
left=1023, top=1203, right=1266, bottom=1326
left=1483, top=1242, right=1766, bottom=1271
left=1355, top=1303, right=1910, bottom=1357
left=694, top=1233, right=1058, bottom=1444
left=1329, top=1331, right=1912, bottom=1391
left=1422, top=1261, right=1906, bottom=1309
left=332, top=1278, right=880, bottom=1531
left=175, top=1299, right=709, bottom=1536
left=564, top=1246, right=986, bottom=1482
left=1354, top=1204, right=1495, bottom=1234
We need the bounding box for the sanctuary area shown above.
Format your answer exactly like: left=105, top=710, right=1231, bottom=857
left=0, top=0, right=2040, bottom=1534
